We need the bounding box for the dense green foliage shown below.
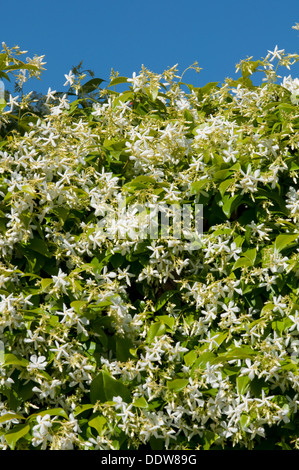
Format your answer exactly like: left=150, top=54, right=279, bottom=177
left=0, top=42, right=299, bottom=450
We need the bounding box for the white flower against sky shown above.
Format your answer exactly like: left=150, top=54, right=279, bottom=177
left=46, top=87, right=56, bottom=102
left=267, top=45, right=285, bottom=62
left=64, top=70, right=75, bottom=87
left=127, top=72, right=147, bottom=92
left=7, top=94, right=19, bottom=112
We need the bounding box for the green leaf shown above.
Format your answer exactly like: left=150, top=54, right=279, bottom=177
left=26, top=237, right=51, bottom=258
left=112, top=90, right=133, bottom=109
left=88, top=415, right=106, bottom=435
left=199, top=82, right=219, bottom=96
left=108, top=76, right=128, bottom=87
left=150, top=87, right=159, bottom=102
left=237, top=376, right=251, bottom=396
left=243, top=247, right=257, bottom=264
left=70, top=300, right=87, bottom=313
left=90, top=253, right=113, bottom=274
left=124, top=175, right=157, bottom=191
left=5, top=423, right=30, bottom=449
left=232, top=257, right=253, bottom=270
left=109, top=253, right=125, bottom=269
left=272, top=318, right=292, bottom=335
left=0, top=53, right=7, bottom=70
left=29, top=408, right=69, bottom=420
left=81, top=78, right=104, bottom=94
left=192, top=352, right=216, bottom=371
left=115, top=335, right=134, bottom=361
left=233, top=247, right=257, bottom=270
left=40, top=278, right=53, bottom=292
left=240, top=414, right=250, bottom=431
left=132, top=397, right=148, bottom=408
left=219, top=178, right=234, bottom=197
left=241, top=60, right=261, bottom=79
left=0, top=71, right=10, bottom=81
left=4, top=354, right=29, bottom=367
left=167, top=378, right=189, bottom=392
left=154, top=290, right=176, bottom=311
left=157, top=315, right=176, bottom=330
left=21, top=184, right=36, bottom=196
left=214, top=169, right=232, bottom=181
left=222, top=194, right=242, bottom=218
left=211, top=347, right=256, bottom=364
left=146, top=321, right=166, bottom=344
left=190, top=179, right=208, bottom=194
left=202, top=430, right=219, bottom=450
left=184, top=349, right=197, bottom=367
left=261, top=302, right=274, bottom=315
left=90, top=371, right=131, bottom=404
left=4, top=63, right=39, bottom=72
left=274, top=233, right=298, bottom=252
left=52, top=206, right=69, bottom=223
left=73, top=404, right=94, bottom=417
left=0, top=413, right=25, bottom=424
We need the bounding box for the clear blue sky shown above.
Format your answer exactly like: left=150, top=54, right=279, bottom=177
left=2, top=0, right=299, bottom=95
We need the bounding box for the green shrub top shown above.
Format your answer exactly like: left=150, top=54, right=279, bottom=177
left=0, top=42, right=299, bottom=449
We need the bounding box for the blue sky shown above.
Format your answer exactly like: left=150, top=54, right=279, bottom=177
left=1, top=0, right=299, bottom=95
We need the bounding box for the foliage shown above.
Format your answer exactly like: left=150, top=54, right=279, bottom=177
left=0, top=38, right=299, bottom=450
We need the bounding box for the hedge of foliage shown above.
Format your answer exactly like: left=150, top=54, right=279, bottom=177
left=0, top=41, right=299, bottom=450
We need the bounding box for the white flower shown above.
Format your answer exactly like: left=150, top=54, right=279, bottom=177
left=33, top=414, right=53, bottom=436
left=32, top=414, right=53, bottom=449
left=7, top=94, right=19, bottom=112
left=49, top=339, right=70, bottom=360
left=236, top=165, right=261, bottom=194
left=289, top=311, right=299, bottom=332
left=52, top=269, right=69, bottom=293
left=175, top=97, right=191, bottom=111
left=240, top=359, right=258, bottom=381
left=27, top=355, right=48, bottom=371
left=247, top=221, right=271, bottom=240
left=117, top=266, right=135, bottom=286
left=221, top=300, right=240, bottom=317
left=127, top=72, right=147, bottom=92
left=46, top=87, right=56, bottom=102
left=286, top=187, right=299, bottom=222
left=267, top=45, right=284, bottom=62
left=64, top=70, right=75, bottom=87
left=272, top=295, right=287, bottom=315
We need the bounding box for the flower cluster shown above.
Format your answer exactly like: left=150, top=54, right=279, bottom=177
left=0, top=43, right=299, bottom=450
